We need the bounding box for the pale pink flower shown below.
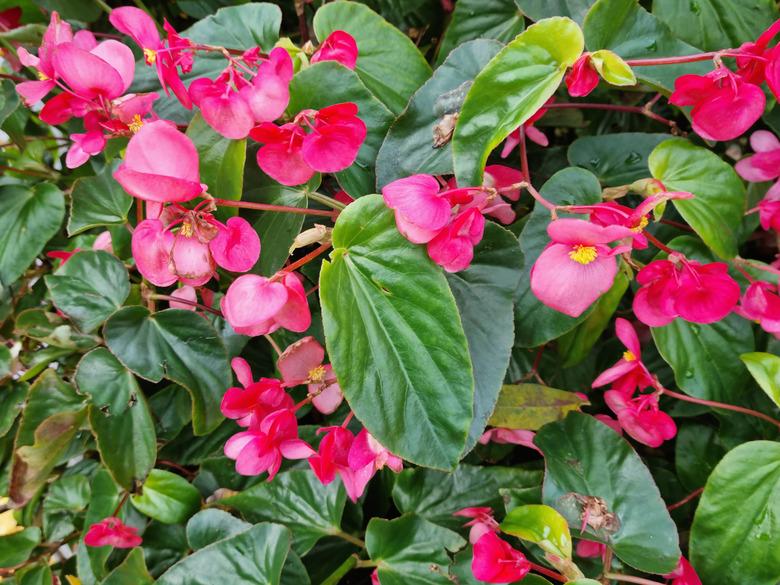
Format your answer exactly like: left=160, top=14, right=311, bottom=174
left=277, top=336, right=343, bottom=414
left=478, top=428, right=541, bottom=453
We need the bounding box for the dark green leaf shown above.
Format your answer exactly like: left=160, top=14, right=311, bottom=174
left=0, top=183, right=64, bottom=287
left=75, top=348, right=139, bottom=416
left=45, top=251, right=130, bottom=333
left=287, top=61, right=394, bottom=197
left=186, top=509, right=250, bottom=550
left=674, top=423, right=725, bottom=491
left=101, top=548, right=154, bottom=585
left=319, top=195, right=473, bottom=469
left=15, top=309, right=100, bottom=351
left=32, top=0, right=100, bottom=21
left=221, top=470, right=346, bottom=555
left=489, top=384, right=588, bottom=430
left=567, top=133, right=669, bottom=186
left=313, top=1, right=432, bottom=115
left=104, top=307, right=231, bottom=435
left=0, top=382, right=26, bottom=438
left=376, top=39, right=502, bottom=188
left=535, top=412, right=680, bottom=573
left=447, top=223, right=523, bottom=451
left=0, top=527, right=40, bottom=568
left=131, top=469, right=201, bottom=524
left=453, top=17, right=583, bottom=186
left=0, top=79, right=20, bottom=127
left=515, top=0, right=596, bottom=23
left=247, top=185, right=307, bottom=276
left=690, top=441, right=780, bottom=585
left=67, top=163, right=133, bottom=236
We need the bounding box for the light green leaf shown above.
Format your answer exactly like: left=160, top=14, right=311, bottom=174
left=741, top=352, right=780, bottom=408
left=489, top=384, right=588, bottom=430
left=101, top=548, right=154, bottom=585
left=501, top=504, right=572, bottom=559
left=453, top=17, right=583, bottom=186
left=0, top=528, right=40, bottom=568
left=590, top=49, right=636, bottom=85
left=131, top=469, right=201, bottom=524
left=319, top=195, right=473, bottom=469
left=67, top=163, right=132, bottom=236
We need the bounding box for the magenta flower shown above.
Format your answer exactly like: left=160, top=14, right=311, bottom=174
left=501, top=98, right=553, bottom=154
left=566, top=53, right=599, bottom=97
left=592, top=318, right=654, bottom=395
left=576, top=539, right=606, bottom=559
left=530, top=219, right=633, bottom=317
left=448, top=164, right=524, bottom=225
left=84, top=517, right=142, bottom=548
left=16, top=12, right=74, bottom=105
left=428, top=208, right=485, bottom=273
left=736, top=19, right=780, bottom=85
left=454, top=507, right=499, bottom=545
left=221, top=272, right=311, bottom=337
left=311, top=30, right=358, bottom=70
left=471, top=531, right=531, bottom=584
left=344, top=429, right=403, bottom=501
left=224, top=408, right=314, bottom=479
left=604, top=390, right=676, bottom=448
left=308, top=426, right=354, bottom=486
left=115, top=121, right=205, bottom=203
left=277, top=336, right=343, bottom=414
left=669, top=66, right=765, bottom=141
left=51, top=37, right=135, bottom=101
left=221, top=357, right=293, bottom=427
left=633, top=254, right=740, bottom=326
left=478, top=428, right=540, bottom=453
left=110, top=7, right=163, bottom=64
left=251, top=103, right=367, bottom=186
left=382, top=175, right=453, bottom=243
left=664, top=557, right=702, bottom=585
left=735, top=282, right=780, bottom=337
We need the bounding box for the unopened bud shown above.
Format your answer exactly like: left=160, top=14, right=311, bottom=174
left=290, top=224, right=332, bottom=254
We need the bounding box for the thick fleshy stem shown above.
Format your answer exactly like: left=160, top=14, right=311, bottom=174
left=333, top=531, right=366, bottom=548
left=644, top=232, right=675, bottom=255
left=212, top=198, right=339, bottom=218
left=149, top=294, right=222, bottom=316
left=604, top=573, right=665, bottom=585
left=308, top=191, right=347, bottom=211
left=660, top=387, right=780, bottom=430
left=529, top=562, right=567, bottom=583
left=667, top=486, right=705, bottom=511
left=519, top=182, right=558, bottom=219
left=545, top=102, right=677, bottom=129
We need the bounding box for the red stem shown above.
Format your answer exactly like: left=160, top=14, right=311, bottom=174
left=111, top=492, right=130, bottom=517
left=662, top=388, right=780, bottom=430
left=625, top=52, right=719, bottom=66
left=150, top=294, right=222, bottom=316
left=528, top=562, right=566, bottom=583
left=645, top=232, right=675, bottom=254
left=667, top=487, right=705, bottom=511
left=659, top=218, right=693, bottom=232
left=522, top=182, right=558, bottom=217
left=275, top=242, right=332, bottom=278
left=519, top=125, right=531, bottom=182
left=213, top=198, right=338, bottom=218
left=545, top=103, right=676, bottom=128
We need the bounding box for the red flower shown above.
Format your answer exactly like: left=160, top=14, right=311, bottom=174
left=84, top=517, right=142, bottom=548
left=471, top=532, right=531, bottom=584
left=566, top=53, right=599, bottom=97
left=735, top=282, right=780, bottom=337
left=604, top=391, right=676, bottom=448
left=221, top=357, right=293, bottom=427
left=592, top=318, right=654, bottom=395
left=311, top=31, right=358, bottom=70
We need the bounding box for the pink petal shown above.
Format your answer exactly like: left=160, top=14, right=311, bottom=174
left=131, top=219, right=176, bottom=286
left=90, top=40, right=135, bottom=94
left=484, top=165, right=523, bottom=201
left=311, top=382, right=343, bottom=414
left=277, top=336, right=325, bottom=385
left=382, top=175, right=451, bottom=235
left=52, top=42, right=125, bottom=99
left=311, top=30, right=359, bottom=69
left=190, top=79, right=255, bottom=139
left=221, top=274, right=288, bottom=328
left=280, top=439, right=315, bottom=460
left=301, top=121, right=366, bottom=173
left=272, top=272, right=312, bottom=333
left=169, top=285, right=197, bottom=310
left=255, top=141, right=314, bottom=186
left=736, top=150, right=780, bottom=182
left=170, top=235, right=213, bottom=286
left=224, top=431, right=256, bottom=459
left=231, top=357, right=254, bottom=388
left=591, top=360, right=637, bottom=388
left=750, top=130, right=780, bottom=152
left=243, top=47, right=293, bottom=123
left=15, top=79, right=55, bottom=105
left=565, top=54, right=599, bottom=97
left=615, top=317, right=641, bottom=356
left=209, top=216, right=261, bottom=272
left=547, top=218, right=633, bottom=245
left=690, top=80, right=765, bottom=141
left=109, top=6, right=162, bottom=51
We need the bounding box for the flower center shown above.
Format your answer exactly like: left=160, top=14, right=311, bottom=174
left=128, top=114, right=144, bottom=134
left=623, top=350, right=637, bottom=362
left=143, top=48, right=157, bottom=64
left=37, top=70, right=49, bottom=81
left=308, top=365, right=326, bottom=383
left=631, top=216, right=649, bottom=232
left=569, top=245, right=598, bottom=265
left=179, top=220, right=194, bottom=238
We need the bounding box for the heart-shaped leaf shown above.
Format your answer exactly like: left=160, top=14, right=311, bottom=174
left=489, top=384, right=588, bottom=430
left=131, top=469, right=201, bottom=524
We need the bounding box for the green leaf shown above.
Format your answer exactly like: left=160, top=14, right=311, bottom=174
left=186, top=509, right=250, bottom=550
left=690, top=441, right=780, bottom=585
left=488, top=384, right=588, bottom=430
left=131, top=469, right=201, bottom=524
left=515, top=0, right=596, bottom=23
left=15, top=309, right=100, bottom=351
left=89, top=394, right=156, bottom=490
left=514, top=168, right=602, bottom=347
left=453, top=17, right=583, bottom=186
left=45, top=251, right=131, bottom=333
left=104, top=307, right=231, bottom=435
left=501, top=504, right=572, bottom=559
left=435, top=0, right=524, bottom=66
left=653, top=0, right=778, bottom=52
left=186, top=113, right=245, bottom=215
left=0, top=382, right=26, bottom=438
left=567, top=132, right=669, bottom=186
left=535, top=412, right=680, bottom=574
left=674, top=423, right=725, bottom=491
left=78, top=468, right=123, bottom=582
left=67, top=163, right=133, bottom=236
left=33, top=0, right=100, bottom=22
left=366, top=514, right=465, bottom=585
left=447, top=223, right=523, bottom=451
left=75, top=348, right=139, bottom=416
left=392, top=464, right=543, bottom=530
left=319, top=195, right=473, bottom=469
left=0, top=79, right=20, bottom=127
left=583, top=0, right=711, bottom=92
left=0, top=183, right=64, bottom=287
left=101, top=548, right=154, bottom=585
left=565, top=580, right=601, bottom=585
left=741, top=352, right=780, bottom=408
left=313, top=1, right=432, bottom=115
left=221, top=469, right=346, bottom=555
left=157, top=523, right=291, bottom=585
left=43, top=475, right=90, bottom=542
left=649, top=138, right=745, bottom=259
left=376, top=39, right=502, bottom=188
left=0, top=527, right=40, bottom=568
left=287, top=61, right=394, bottom=197
left=590, top=49, right=636, bottom=86
left=652, top=314, right=754, bottom=403
left=246, top=185, right=307, bottom=276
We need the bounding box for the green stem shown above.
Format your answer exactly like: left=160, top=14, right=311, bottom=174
left=93, top=0, right=113, bottom=13
left=333, top=530, right=366, bottom=548
left=319, top=554, right=359, bottom=585
left=308, top=191, right=347, bottom=211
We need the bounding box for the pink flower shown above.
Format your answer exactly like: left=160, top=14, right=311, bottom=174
left=576, top=539, right=606, bottom=559
left=454, top=507, right=499, bottom=545
left=382, top=175, right=453, bottom=244
left=109, top=7, right=163, bottom=64
left=311, top=30, right=358, bottom=70
left=736, top=19, right=780, bottom=85
left=371, top=570, right=380, bottom=585
left=501, top=98, right=553, bottom=154
left=308, top=426, right=355, bottom=488
left=471, top=532, right=531, bottom=584
left=594, top=414, right=623, bottom=434
left=277, top=336, right=343, bottom=414
left=221, top=272, right=311, bottom=337
left=478, top=428, right=540, bottom=453
left=93, top=231, right=113, bottom=253
left=669, top=66, right=765, bottom=141
left=736, top=130, right=780, bottom=183
left=592, top=318, right=654, bottom=395
left=633, top=254, right=740, bottom=326
left=447, top=165, right=523, bottom=225
left=428, top=207, right=485, bottom=273
left=84, top=517, right=142, bottom=548
left=664, top=557, right=702, bottom=585
left=224, top=408, right=314, bottom=479
left=566, top=53, right=599, bottom=97
left=759, top=191, right=780, bottom=232
left=65, top=111, right=106, bottom=168
left=16, top=12, right=73, bottom=105
left=51, top=38, right=135, bottom=100
left=114, top=121, right=206, bottom=203
left=251, top=103, right=367, bottom=186
left=221, top=357, right=293, bottom=427
left=604, top=390, right=676, bottom=448
left=169, top=285, right=198, bottom=310
left=343, top=429, right=403, bottom=501
left=530, top=219, right=633, bottom=317
left=735, top=281, right=780, bottom=337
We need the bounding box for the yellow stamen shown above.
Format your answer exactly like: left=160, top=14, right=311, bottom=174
left=36, top=70, right=50, bottom=81
left=569, top=245, right=598, bottom=265
left=143, top=48, right=157, bottom=65
left=308, top=365, right=326, bottom=383
left=623, top=350, right=636, bottom=362
left=128, top=114, right=144, bottom=134
left=180, top=221, right=193, bottom=238
left=631, top=216, right=649, bottom=233
left=65, top=577, right=83, bottom=585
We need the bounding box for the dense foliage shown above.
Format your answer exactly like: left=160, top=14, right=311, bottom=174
left=1, top=1, right=780, bottom=584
